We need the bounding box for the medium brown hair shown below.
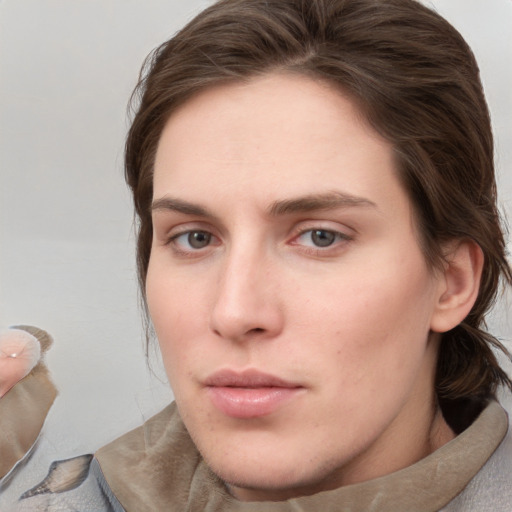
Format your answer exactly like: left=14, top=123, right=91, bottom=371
left=125, top=0, right=511, bottom=426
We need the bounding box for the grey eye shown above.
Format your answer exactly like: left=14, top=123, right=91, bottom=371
left=188, top=231, right=211, bottom=248
left=310, top=230, right=336, bottom=247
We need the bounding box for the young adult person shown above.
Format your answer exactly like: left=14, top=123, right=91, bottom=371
left=11, top=0, right=512, bottom=510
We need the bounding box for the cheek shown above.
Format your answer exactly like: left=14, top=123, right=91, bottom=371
left=294, top=252, right=436, bottom=376
left=146, top=261, right=210, bottom=381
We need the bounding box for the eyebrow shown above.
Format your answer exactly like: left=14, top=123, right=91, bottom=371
left=151, top=191, right=376, bottom=218
left=151, top=197, right=215, bottom=218
left=267, top=191, right=377, bottom=216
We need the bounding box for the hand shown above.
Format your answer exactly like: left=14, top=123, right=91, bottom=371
left=0, top=329, right=41, bottom=398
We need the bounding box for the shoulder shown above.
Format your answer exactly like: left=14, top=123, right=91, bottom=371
left=5, top=455, right=125, bottom=512
left=6, top=403, right=219, bottom=512
left=442, top=402, right=512, bottom=512
left=94, top=402, right=222, bottom=511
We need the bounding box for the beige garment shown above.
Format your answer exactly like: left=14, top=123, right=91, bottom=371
left=0, top=327, right=57, bottom=480
left=96, top=400, right=508, bottom=512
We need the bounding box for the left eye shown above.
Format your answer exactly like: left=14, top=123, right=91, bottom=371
left=296, top=229, right=347, bottom=248
left=172, top=230, right=213, bottom=249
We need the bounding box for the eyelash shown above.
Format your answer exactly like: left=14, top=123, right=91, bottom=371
left=165, top=227, right=353, bottom=257
left=166, top=230, right=219, bottom=256
left=290, top=228, right=353, bottom=255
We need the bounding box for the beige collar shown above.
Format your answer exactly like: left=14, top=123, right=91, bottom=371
left=96, top=401, right=508, bottom=512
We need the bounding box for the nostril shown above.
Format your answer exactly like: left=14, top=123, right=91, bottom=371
left=248, top=327, right=265, bottom=334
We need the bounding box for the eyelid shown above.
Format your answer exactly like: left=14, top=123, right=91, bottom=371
left=293, top=228, right=352, bottom=245
left=166, top=227, right=218, bottom=246
left=288, top=222, right=355, bottom=254
left=154, top=218, right=221, bottom=255
left=155, top=219, right=217, bottom=242
left=166, top=229, right=211, bottom=245
left=289, top=220, right=355, bottom=240
left=165, top=229, right=221, bottom=259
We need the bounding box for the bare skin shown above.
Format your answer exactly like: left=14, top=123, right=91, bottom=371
left=147, top=73, right=480, bottom=501
left=0, top=330, right=40, bottom=397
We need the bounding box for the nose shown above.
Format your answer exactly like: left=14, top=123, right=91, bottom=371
left=209, top=248, right=284, bottom=343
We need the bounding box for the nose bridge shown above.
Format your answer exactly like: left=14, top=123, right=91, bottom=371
left=210, top=238, right=281, bottom=341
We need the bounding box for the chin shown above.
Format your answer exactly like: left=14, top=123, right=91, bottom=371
left=214, top=466, right=317, bottom=501
left=200, top=443, right=343, bottom=502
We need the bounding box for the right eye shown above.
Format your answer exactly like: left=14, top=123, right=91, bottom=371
left=168, top=230, right=215, bottom=252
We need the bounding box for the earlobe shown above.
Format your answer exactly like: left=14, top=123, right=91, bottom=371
left=430, top=240, right=484, bottom=333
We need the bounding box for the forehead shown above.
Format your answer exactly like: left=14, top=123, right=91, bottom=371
left=153, top=73, right=405, bottom=214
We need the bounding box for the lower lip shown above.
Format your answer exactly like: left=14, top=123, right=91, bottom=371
left=206, top=386, right=302, bottom=419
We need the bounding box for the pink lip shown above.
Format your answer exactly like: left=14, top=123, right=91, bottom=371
left=204, top=369, right=303, bottom=419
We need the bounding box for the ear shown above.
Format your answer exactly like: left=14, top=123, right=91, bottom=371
left=430, top=240, right=484, bottom=333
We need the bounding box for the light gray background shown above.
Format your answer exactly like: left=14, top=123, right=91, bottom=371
left=1, top=0, right=511, bottom=502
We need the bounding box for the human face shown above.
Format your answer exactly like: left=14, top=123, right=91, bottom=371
left=147, top=74, right=446, bottom=501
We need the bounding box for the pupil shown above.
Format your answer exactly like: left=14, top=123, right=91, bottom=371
left=188, top=231, right=210, bottom=248
left=311, top=230, right=335, bottom=247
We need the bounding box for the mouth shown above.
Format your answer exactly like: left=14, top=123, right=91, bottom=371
left=204, top=369, right=304, bottom=419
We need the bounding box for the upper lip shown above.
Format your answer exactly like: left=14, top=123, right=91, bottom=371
left=204, top=369, right=301, bottom=388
